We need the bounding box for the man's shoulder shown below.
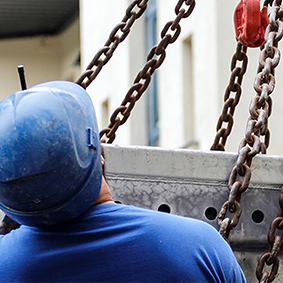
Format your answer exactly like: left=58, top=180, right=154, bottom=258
left=110, top=204, right=217, bottom=234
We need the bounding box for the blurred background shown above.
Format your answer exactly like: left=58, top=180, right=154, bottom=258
left=1, top=0, right=283, bottom=155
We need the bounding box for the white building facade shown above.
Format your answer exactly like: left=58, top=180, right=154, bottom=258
left=0, top=18, right=80, bottom=102
left=0, top=1, right=282, bottom=156
left=80, top=0, right=283, bottom=156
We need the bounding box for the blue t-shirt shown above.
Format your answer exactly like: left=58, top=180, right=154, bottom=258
left=0, top=204, right=246, bottom=282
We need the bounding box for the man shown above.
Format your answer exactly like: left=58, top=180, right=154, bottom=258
left=0, top=81, right=246, bottom=282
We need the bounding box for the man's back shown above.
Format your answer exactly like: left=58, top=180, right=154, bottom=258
left=0, top=204, right=246, bottom=282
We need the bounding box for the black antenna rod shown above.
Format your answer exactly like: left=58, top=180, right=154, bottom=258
left=17, top=65, right=27, bottom=90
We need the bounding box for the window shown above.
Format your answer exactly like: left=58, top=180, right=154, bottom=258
left=102, top=98, right=109, bottom=129
left=145, top=0, right=159, bottom=146
left=182, top=35, right=196, bottom=148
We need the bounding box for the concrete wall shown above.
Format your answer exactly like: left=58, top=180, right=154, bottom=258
left=80, top=0, right=283, bottom=156
left=0, top=18, right=80, bottom=100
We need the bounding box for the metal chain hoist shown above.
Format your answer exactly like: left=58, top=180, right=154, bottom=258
left=99, top=0, right=196, bottom=144
left=75, top=0, right=149, bottom=89
left=235, top=0, right=269, bottom=48
left=216, top=1, right=283, bottom=282
left=211, top=0, right=270, bottom=151
left=215, top=0, right=269, bottom=239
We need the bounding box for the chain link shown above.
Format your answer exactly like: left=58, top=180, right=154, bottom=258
left=256, top=4, right=283, bottom=280
left=218, top=1, right=283, bottom=257
left=256, top=188, right=283, bottom=283
left=75, top=0, right=149, bottom=89
left=100, top=0, right=196, bottom=143
left=211, top=42, right=248, bottom=151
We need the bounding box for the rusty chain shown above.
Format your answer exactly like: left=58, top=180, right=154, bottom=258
left=256, top=188, right=283, bottom=283
left=99, top=0, right=196, bottom=143
left=218, top=0, right=283, bottom=253
left=256, top=2, right=283, bottom=281
left=211, top=42, right=248, bottom=151
left=75, top=0, right=149, bottom=89
left=255, top=4, right=283, bottom=282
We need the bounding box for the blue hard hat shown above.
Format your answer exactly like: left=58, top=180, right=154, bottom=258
left=0, top=81, right=102, bottom=226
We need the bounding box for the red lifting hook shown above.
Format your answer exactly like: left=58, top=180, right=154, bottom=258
left=234, top=0, right=269, bottom=47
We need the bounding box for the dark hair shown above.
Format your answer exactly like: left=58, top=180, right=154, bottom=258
left=100, top=145, right=106, bottom=178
